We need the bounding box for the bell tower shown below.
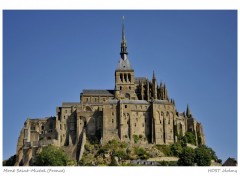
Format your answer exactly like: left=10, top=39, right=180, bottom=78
left=115, top=17, right=137, bottom=100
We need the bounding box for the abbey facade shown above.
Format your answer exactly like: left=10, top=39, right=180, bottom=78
left=15, top=18, right=205, bottom=166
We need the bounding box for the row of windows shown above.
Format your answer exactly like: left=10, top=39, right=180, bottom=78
left=119, top=73, right=132, bottom=83
left=83, top=97, right=109, bottom=103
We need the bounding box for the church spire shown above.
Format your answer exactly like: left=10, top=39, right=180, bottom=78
left=120, top=16, right=128, bottom=60
left=186, top=104, right=191, bottom=117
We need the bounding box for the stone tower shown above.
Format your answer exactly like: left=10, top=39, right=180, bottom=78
left=115, top=16, right=137, bottom=100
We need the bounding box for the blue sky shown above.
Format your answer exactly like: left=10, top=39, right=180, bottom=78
left=3, top=10, right=237, bottom=162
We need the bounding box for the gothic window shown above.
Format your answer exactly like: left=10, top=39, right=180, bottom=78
left=125, top=105, right=127, bottom=108
left=125, top=93, right=130, bottom=99
left=112, top=112, right=114, bottom=116
left=120, top=86, right=122, bottom=90
left=124, top=74, right=127, bottom=82
left=112, top=119, right=114, bottom=123
left=168, top=117, right=170, bottom=124
left=41, top=125, right=44, bottom=130
left=120, top=74, right=123, bottom=82
left=128, top=74, right=131, bottom=82
left=129, top=86, right=131, bottom=90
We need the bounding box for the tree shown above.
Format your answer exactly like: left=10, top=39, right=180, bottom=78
left=170, top=143, right=183, bottom=157
left=33, top=145, right=70, bottom=166
left=184, top=132, right=196, bottom=145
left=3, top=155, right=16, bottom=166
left=198, top=145, right=218, bottom=161
left=194, top=147, right=211, bottom=166
left=177, top=147, right=195, bottom=166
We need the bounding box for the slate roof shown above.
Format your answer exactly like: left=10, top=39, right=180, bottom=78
left=117, top=56, right=133, bottom=70
left=82, top=89, right=114, bottom=96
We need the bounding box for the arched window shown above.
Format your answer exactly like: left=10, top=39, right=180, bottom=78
left=120, top=86, right=122, bottom=90
left=120, top=74, right=123, bottom=82
left=125, top=93, right=130, bottom=99
left=128, top=73, right=131, bottom=82
left=124, top=74, right=127, bottom=82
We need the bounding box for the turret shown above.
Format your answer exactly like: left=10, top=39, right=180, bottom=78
left=186, top=104, right=192, bottom=117
left=152, top=71, right=157, bottom=99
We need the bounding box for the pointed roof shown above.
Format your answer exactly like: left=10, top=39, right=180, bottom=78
left=120, top=16, right=128, bottom=58
left=117, top=16, right=132, bottom=70
left=186, top=104, right=191, bottom=117
left=160, top=81, right=163, bottom=88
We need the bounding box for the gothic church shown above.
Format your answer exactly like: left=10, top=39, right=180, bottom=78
left=15, top=17, right=205, bottom=166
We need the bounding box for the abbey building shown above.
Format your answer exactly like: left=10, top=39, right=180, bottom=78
left=15, top=18, right=205, bottom=166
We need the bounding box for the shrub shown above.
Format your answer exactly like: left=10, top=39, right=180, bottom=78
left=33, top=145, right=69, bottom=166
left=194, top=147, right=211, bottom=166
left=177, top=147, right=195, bottom=166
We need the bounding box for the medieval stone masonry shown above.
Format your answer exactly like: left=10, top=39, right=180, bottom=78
left=15, top=17, right=205, bottom=166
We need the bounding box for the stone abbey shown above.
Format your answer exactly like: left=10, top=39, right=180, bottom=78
left=15, top=18, right=205, bottom=166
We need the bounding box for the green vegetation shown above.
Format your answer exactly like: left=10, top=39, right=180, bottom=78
left=177, top=147, right=195, bottom=166
left=194, top=146, right=211, bottom=166
left=79, top=134, right=220, bottom=166
left=134, top=147, right=150, bottom=160
left=3, top=155, right=16, bottom=166
left=156, top=145, right=173, bottom=156
left=170, top=143, right=183, bottom=157
left=33, top=145, right=75, bottom=166
left=133, top=135, right=139, bottom=143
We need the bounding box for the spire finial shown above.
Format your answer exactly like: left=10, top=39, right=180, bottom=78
left=122, top=16, right=126, bottom=42
left=120, top=16, right=128, bottom=59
